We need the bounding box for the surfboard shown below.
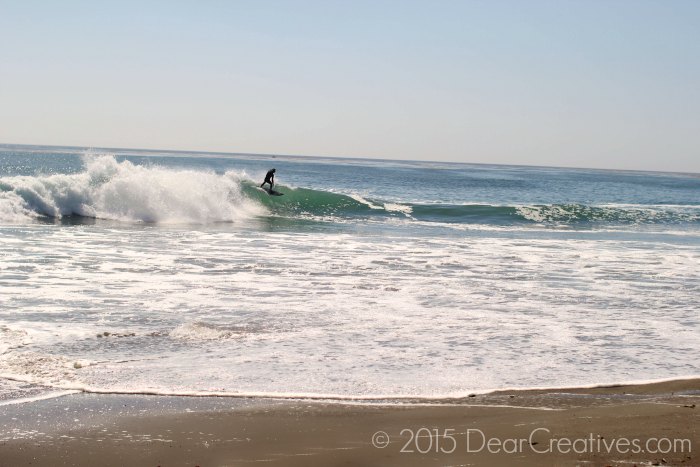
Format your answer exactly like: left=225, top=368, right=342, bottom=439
left=261, top=187, right=284, bottom=196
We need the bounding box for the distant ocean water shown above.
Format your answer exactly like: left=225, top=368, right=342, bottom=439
left=0, top=144, right=698, bottom=403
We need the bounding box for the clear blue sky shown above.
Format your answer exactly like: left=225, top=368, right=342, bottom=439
left=1, top=0, right=698, bottom=172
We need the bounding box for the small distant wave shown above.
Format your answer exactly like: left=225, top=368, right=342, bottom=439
left=410, top=203, right=700, bottom=226
left=514, top=203, right=700, bottom=225
left=0, top=154, right=264, bottom=223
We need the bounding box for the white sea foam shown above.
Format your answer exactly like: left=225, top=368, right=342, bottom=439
left=0, top=326, right=31, bottom=354
left=0, top=192, right=39, bottom=222
left=170, top=322, right=271, bottom=341
left=0, top=389, right=79, bottom=407
left=0, top=351, right=92, bottom=386
left=0, top=154, right=265, bottom=223
left=0, top=226, right=698, bottom=399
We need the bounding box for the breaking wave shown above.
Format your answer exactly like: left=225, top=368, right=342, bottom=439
left=1, top=154, right=697, bottom=227
left=0, top=154, right=264, bottom=223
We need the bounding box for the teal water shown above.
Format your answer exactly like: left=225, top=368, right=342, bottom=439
left=0, top=144, right=698, bottom=402
left=1, top=144, right=698, bottom=231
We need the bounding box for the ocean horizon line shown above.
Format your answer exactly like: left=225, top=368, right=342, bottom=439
left=2, top=141, right=697, bottom=177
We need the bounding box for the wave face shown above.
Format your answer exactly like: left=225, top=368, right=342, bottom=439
left=242, top=185, right=699, bottom=227
left=0, top=155, right=264, bottom=223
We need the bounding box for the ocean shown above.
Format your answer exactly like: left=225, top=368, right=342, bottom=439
left=0, top=144, right=698, bottom=404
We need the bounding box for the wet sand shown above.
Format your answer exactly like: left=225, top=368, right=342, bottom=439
left=1, top=379, right=698, bottom=466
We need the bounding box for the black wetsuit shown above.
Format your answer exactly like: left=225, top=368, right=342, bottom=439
left=261, top=169, right=275, bottom=189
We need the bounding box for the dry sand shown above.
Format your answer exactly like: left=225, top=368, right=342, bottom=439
left=1, top=379, right=698, bottom=466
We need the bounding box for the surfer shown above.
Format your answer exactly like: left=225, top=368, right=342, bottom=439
left=260, top=168, right=276, bottom=190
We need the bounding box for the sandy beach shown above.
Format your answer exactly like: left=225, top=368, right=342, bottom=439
left=1, top=378, right=697, bottom=466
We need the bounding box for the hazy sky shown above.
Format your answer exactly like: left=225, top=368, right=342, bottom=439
left=1, top=1, right=698, bottom=172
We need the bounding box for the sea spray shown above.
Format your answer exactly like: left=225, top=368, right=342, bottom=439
left=0, top=154, right=265, bottom=223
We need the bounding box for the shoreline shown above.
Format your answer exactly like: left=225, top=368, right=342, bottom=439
left=1, top=378, right=698, bottom=466
left=3, top=374, right=699, bottom=406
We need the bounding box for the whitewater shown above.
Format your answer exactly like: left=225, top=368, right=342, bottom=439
left=0, top=145, right=699, bottom=403
left=0, top=154, right=263, bottom=223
